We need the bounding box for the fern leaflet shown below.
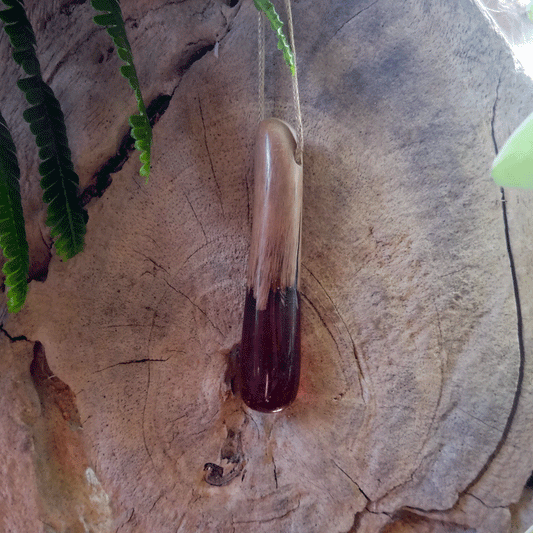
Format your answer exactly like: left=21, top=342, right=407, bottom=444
left=253, top=0, right=295, bottom=76
left=0, top=0, right=86, bottom=261
left=91, top=0, right=152, bottom=180
left=0, top=112, right=29, bottom=313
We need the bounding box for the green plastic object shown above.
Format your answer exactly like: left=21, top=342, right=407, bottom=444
left=492, top=111, right=533, bottom=189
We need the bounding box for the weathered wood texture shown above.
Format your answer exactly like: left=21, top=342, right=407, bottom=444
left=1, top=0, right=533, bottom=532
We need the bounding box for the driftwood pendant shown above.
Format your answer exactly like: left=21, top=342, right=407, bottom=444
left=238, top=118, right=303, bottom=412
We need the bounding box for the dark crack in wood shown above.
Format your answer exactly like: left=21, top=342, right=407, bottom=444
left=456, top=76, right=525, bottom=500
left=0, top=324, right=29, bottom=343
left=163, top=279, right=223, bottom=337
left=197, top=97, right=224, bottom=215
left=333, top=460, right=370, bottom=502
left=80, top=93, right=172, bottom=206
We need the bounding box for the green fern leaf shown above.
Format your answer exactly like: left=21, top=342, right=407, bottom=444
left=0, top=112, right=29, bottom=313
left=91, top=0, right=152, bottom=180
left=0, top=0, right=86, bottom=261
left=492, top=111, right=533, bottom=189
left=253, top=0, right=296, bottom=76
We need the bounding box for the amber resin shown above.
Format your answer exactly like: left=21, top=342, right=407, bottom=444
left=239, top=118, right=303, bottom=412
left=239, top=286, right=301, bottom=412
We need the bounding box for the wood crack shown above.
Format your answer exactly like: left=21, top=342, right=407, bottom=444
left=455, top=72, right=525, bottom=498
left=302, top=263, right=369, bottom=399
left=184, top=193, right=208, bottom=243
left=163, top=279, right=224, bottom=337
left=375, top=71, right=526, bottom=516
left=94, top=356, right=173, bottom=373
left=333, top=460, right=370, bottom=502
left=133, top=250, right=171, bottom=275
left=197, top=96, right=224, bottom=215
left=456, top=186, right=526, bottom=494
left=464, top=492, right=508, bottom=510
left=0, top=324, right=29, bottom=343
left=490, top=71, right=502, bottom=154
left=273, top=456, right=278, bottom=489
left=80, top=93, right=173, bottom=207
left=330, top=0, right=381, bottom=42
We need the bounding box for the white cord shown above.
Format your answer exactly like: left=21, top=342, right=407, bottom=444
left=257, top=0, right=303, bottom=165
left=258, top=11, right=266, bottom=122
left=283, top=0, right=303, bottom=165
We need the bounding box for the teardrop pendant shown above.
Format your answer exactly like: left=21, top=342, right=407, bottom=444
left=238, top=118, right=303, bottom=412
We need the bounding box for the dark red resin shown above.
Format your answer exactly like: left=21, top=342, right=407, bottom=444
left=238, top=287, right=301, bottom=412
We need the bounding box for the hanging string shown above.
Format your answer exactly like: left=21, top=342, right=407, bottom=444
left=258, top=11, right=266, bottom=122
left=257, top=0, right=303, bottom=165
left=283, top=0, right=303, bottom=165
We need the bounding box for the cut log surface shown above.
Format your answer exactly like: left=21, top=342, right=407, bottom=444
left=1, top=1, right=533, bottom=532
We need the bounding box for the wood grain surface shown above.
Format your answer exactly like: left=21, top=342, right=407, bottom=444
left=1, top=1, right=533, bottom=532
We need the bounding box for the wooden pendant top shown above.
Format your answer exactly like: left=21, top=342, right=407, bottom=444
left=247, top=118, right=303, bottom=310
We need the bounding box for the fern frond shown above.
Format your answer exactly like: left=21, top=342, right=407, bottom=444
left=91, top=0, right=152, bottom=180
left=492, top=110, right=533, bottom=189
left=0, top=0, right=86, bottom=260
left=0, top=112, right=29, bottom=313
left=253, top=0, right=295, bottom=76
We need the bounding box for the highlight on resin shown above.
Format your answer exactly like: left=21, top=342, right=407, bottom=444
left=238, top=118, right=303, bottom=413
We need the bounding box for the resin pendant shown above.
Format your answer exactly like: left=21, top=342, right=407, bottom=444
left=238, top=118, right=303, bottom=412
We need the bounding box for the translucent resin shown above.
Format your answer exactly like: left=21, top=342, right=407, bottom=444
left=240, top=287, right=301, bottom=412
left=239, top=118, right=303, bottom=413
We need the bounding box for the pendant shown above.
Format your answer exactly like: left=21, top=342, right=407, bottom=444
left=238, top=118, right=303, bottom=413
